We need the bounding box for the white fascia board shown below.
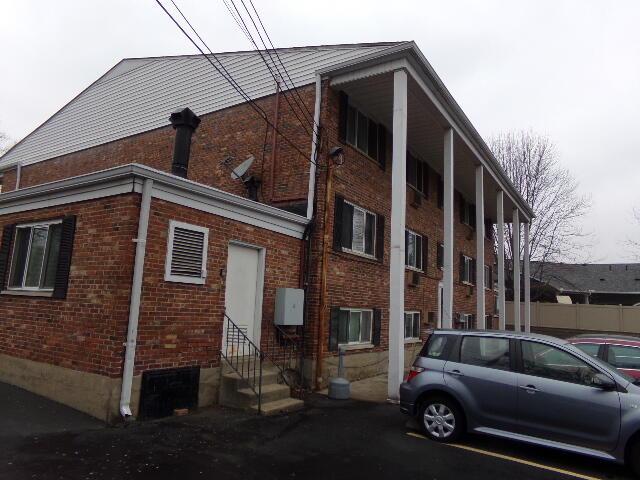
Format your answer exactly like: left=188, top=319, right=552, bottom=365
left=0, top=163, right=309, bottom=239
left=319, top=42, right=534, bottom=221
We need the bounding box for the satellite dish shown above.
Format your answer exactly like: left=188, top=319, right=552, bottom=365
left=230, top=156, right=255, bottom=180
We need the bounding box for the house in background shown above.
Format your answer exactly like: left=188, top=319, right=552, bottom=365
left=0, top=41, right=533, bottom=421
left=530, top=262, right=640, bottom=306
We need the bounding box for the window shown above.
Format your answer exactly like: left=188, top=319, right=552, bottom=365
left=338, top=309, right=373, bottom=345
left=346, top=104, right=382, bottom=161
left=165, top=221, right=209, bottom=284
left=421, top=334, right=451, bottom=359
left=484, top=265, right=492, bottom=289
left=405, top=230, right=423, bottom=270
left=574, top=343, right=601, bottom=359
left=608, top=345, right=640, bottom=370
left=460, top=336, right=511, bottom=371
left=404, top=311, right=420, bottom=340
left=522, top=341, right=600, bottom=386
left=459, top=196, right=476, bottom=228
left=8, top=221, right=62, bottom=291
left=437, top=243, right=444, bottom=269
left=340, top=201, right=376, bottom=257
left=460, top=254, right=474, bottom=284
left=407, top=152, right=428, bottom=195
left=457, top=313, right=476, bottom=329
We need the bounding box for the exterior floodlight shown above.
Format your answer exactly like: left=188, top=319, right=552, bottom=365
left=329, top=146, right=345, bottom=166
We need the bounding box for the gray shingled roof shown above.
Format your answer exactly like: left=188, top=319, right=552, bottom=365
left=531, top=262, right=640, bottom=294
left=0, top=42, right=400, bottom=169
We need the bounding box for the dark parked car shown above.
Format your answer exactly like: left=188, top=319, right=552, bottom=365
left=400, top=330, right=640, bottom=477
left=569, top=334, right=640, bottom=380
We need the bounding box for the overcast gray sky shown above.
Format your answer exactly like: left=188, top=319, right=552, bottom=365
left=1, top=0, right=639, bottom=262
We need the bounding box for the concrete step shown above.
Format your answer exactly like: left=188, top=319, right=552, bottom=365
left=237, top=383, right=291, bottom=406
left=221, top=369, right=281, bottom=389
left=251, top=397, right=305, bottom=416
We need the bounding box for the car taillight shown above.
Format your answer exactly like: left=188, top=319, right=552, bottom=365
left=406, top=365, right=425, bottom=382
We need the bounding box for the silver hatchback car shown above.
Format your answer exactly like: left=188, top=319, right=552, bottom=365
left=399, top=330, right=640, bottom=476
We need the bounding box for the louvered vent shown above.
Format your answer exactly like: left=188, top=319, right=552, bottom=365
left=170, top=227, right=205, bottom=278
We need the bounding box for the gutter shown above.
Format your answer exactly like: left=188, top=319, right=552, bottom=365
left=306, top=74, right=322, bottom=220
left=119, top=177, right=153, bottom=417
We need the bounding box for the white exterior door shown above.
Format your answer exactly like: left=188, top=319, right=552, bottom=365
left=224, top=243, right=264, bottom=352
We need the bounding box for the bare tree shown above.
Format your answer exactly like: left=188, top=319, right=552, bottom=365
left=626, top=207, right=640, bottom=260
left=489, top=130, right=591, bottom=274
left=0, top=130, right=14, bottom=157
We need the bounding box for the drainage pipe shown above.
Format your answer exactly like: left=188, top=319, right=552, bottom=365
left=306, top=74, right=322, bottom=220
left=120, top=177, right=153, bottom=417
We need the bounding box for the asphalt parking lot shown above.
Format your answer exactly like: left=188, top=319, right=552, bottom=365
left=0, top=383, right=635, bottom=480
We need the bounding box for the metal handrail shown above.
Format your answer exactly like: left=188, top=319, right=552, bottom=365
left=221, top=313, right=264, bottom=413
left=262, top=323, right=304, bottom=391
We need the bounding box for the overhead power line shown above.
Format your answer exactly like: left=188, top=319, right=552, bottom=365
left=155, top=0, right=318, bottom=165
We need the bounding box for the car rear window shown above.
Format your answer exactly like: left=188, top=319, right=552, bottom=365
left=420, top=334, right=451, bottom=359
left=574, top=343, right=601, bottom=358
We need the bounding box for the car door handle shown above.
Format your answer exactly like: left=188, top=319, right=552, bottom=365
left=447, top=369, right=464, bottom=377
left=519, top=385, right=539, bottom=394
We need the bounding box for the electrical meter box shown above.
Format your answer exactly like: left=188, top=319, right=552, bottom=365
left=274, top=288, right=304, bottom=326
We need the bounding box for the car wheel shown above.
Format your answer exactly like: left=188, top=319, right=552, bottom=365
left=628, top=439, right=640, bottom=477
left=418, top=396, right=464, bottom=442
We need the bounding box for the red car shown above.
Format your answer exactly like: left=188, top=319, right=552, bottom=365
left=569, top=334, right=640, bottom=380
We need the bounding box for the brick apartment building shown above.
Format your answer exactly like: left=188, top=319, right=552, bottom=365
left=0, top=42, right=534, bottom=421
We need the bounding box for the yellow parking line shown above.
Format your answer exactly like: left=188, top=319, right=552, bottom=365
left=406, top=432, right=602, bottom=480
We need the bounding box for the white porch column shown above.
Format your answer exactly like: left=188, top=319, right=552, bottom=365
left=524, top=222, right=531, bottom=333
left=387, top=69, right=407, bottom=401
left=512, top=209, right=521, bottom=332
left=497, top=191, right=506, bottom=330
left=475, top=165, right=485, bottom=328
left=442, top=127, right=455, bottom=330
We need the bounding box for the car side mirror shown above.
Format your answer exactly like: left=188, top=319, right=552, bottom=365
left=592, top=373, right=616, bottom=391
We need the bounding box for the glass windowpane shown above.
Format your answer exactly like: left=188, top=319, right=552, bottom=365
left=9, top=228, right=31, bottom=287
left=356, top=111, right=368, bottom=152
left=346, top=106, right=357, bottom=146
left=42, top=224, right=62, bottom=289
left=461, top=336, right=510, bottom=370
left=575, top=343, right=600, bottom=359
left=608, top=345, right=640, bottom=369
left=352, top=209, right=365, bottom=252
left=413, top=314, right=420, bottom=338
left=407, top=232, right=416, bottom=268
left=349, top=311, right=362, bottom=343
left=24, top=228, right=48, bottom=288
left=522, top=341, right=598, bottom=385
left=361, top=311, right=372, bottom=343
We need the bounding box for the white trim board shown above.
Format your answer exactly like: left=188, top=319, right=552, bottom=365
left=0, top=163, right=309, bottom=239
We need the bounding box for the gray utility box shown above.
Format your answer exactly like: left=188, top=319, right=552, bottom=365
left=274, top=288, right=304, bottom=326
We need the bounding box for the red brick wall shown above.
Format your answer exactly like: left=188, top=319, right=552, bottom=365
left=4, top=86, right=315, bottom=213
left=0, top=195, right=139, bottom=377
left=304, top=85, right=498, bottom=364
left=134, top=198, right=303, bottom=375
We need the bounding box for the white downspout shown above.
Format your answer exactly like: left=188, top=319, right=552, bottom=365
left=306, top=74, right=322, bottom=220
left=120, top=178, right=153, bottom=417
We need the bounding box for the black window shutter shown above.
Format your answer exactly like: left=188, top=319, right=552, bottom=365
left=459, top=253, right=465, bottom=282
left=372, top=308, right=382, bottom=346
left=377, top=125, right=387, bottom=170
left=405, top=230, right=409, bottom=265
left=472, top=258, right=477, bottom=285
left=333, top=195, right=345, bottom=252
left=338, top=91, right=349, bottom=144
left=422, top=236, right=428, bottom=271
left=367, top=120, right=378, bottom=161
left=52, top=215, right=77, bottom=299
left=342, top=203, right=354, bottom=249
left=0, top=224, right=16, bottom=289
left=329, top=307, right=340, bottom=352
left=375, top=213, right=385, bottom=261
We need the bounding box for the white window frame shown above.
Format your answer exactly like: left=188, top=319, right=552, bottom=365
left=339, top=307, right=374, bottom=346
left=342, top=201, right=376, bottom=259
left=462, top=254, right=474, bottom=285
left=458, top=313, right=475, bottom=329
left=7, top=219, right=63, bottom=292
left=164, top=220, right=209, bottom=285
left=405, top=229, right=423, bottom=271
left=404, top=311, right=421, bottom=341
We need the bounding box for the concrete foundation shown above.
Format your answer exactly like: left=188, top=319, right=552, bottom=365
left=0, top=354, right=221, bottom=422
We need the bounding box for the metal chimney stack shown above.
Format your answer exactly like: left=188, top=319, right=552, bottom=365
left=169, top=107, right=201, bottom=178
